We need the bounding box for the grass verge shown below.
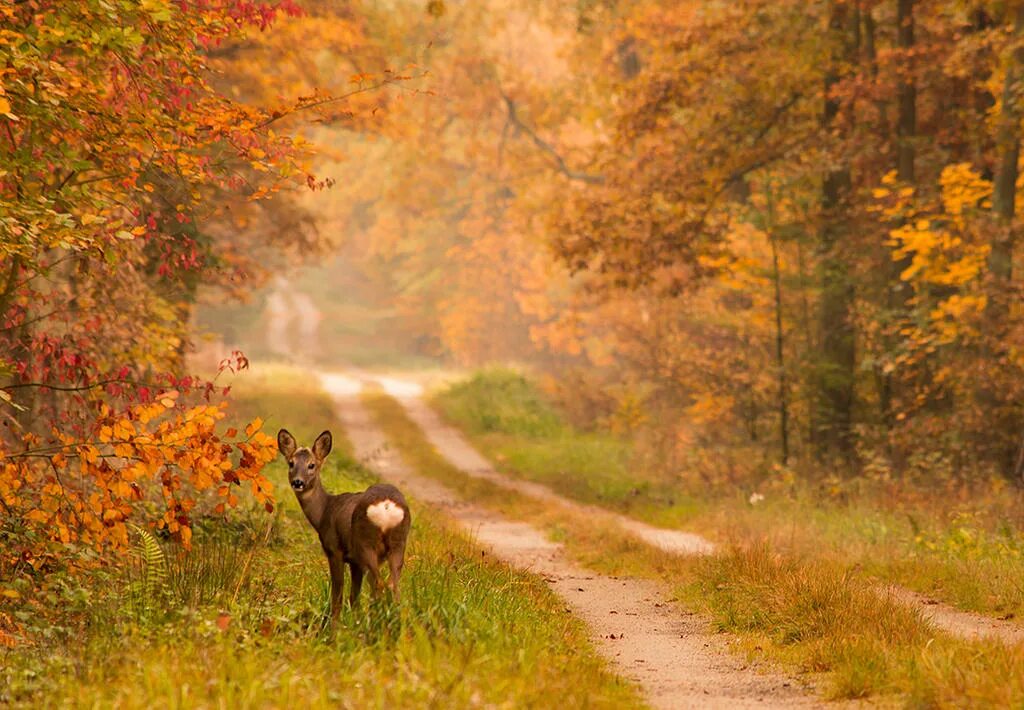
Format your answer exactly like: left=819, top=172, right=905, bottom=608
left=0, top=364, right=639, bottom=709
left=434, top=369, right=699, bottom=528
left=366, top=387, right=1024, bottom=704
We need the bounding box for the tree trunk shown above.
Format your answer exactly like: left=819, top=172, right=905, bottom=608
left=769, top=229, right=789, bottom=465
left=896, top=0, right=916, bottom=185
left=864, top=6, right=888, bottom=127
left=813, top=1, right=857, bottom=463
left=878, top=0, right=918, bottom=436
left=987, top=6, right=1024, bottom=479
left=990, top=6, right=1024, bottom=304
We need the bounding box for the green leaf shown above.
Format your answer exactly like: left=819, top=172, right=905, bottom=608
left=141, top=0, right=173, bottom=23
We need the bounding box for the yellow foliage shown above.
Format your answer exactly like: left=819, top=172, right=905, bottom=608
left=881, top=163, right=993, bottom=351
left=939, top=163, right=992, bottom=224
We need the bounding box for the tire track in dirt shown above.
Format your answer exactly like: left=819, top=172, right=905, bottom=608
left=319, top=372, right=822, bottom=709
left=883, top=586, right=1024, bottom=646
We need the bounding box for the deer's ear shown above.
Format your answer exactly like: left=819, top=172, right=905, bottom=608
left=312, top=430, right=333, bottom=462
left=277, top=429, right=297, bottom=459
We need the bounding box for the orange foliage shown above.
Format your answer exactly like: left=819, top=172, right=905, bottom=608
left=0, top=0, right=402, bottom=591
left=0, top=397, right=276, bottom=554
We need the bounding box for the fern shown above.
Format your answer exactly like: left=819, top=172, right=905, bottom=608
left=129, top=524, right=167, bottom=615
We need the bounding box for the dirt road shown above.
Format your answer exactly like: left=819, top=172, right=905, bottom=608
left=319, top=372, right=821, bottom=709
left=362, top=373, right=1024, bottom=650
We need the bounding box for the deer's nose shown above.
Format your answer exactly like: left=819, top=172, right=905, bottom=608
left=290, top=479, right=306, bottom=491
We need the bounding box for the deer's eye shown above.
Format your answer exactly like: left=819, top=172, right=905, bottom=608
left=288, top=461, right=293, bottom=469
left=307, top=462, right=315, bottom=470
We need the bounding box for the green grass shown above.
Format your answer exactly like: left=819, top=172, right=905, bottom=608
left=0, top=366, right=640, bottom=709
left=221, top=362, right=347, bottom=450
left=435, top=369, right=701, bottom=527
left=372, top=375, right=1024, bottom=703
left=434, top=368, right=1024, bottom=622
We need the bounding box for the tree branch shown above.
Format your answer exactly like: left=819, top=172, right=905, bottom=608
left=500, top=91, right=604, bottom=185
left=255, top=74, right=428, bottom=130
left=3, top=378, right=156, bottom=393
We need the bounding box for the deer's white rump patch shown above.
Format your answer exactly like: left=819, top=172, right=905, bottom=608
left=366, top=499, right=405, bottom=532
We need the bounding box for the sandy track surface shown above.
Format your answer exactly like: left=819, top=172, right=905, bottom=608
left=884, top=586, right=1024, bottom=645
left=319, top=372, right=821, bottom=709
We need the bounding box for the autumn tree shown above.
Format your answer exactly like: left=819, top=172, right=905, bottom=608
left=0, top=0, right=396, bottom=587
left=538, top=0, right=1024, bottom=482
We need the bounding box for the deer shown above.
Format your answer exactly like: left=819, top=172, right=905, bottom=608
left=277, top=429, right=411, bottom=619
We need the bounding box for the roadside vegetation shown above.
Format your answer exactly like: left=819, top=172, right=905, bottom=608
left=0, top=368, right=639, bottom=708
left=363, top=370, right=1024, bottom=704
left=434, top=369, right=1024, bottom=622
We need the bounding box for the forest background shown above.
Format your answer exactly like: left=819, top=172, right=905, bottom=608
left=204, top=0, right=1024, bottom=489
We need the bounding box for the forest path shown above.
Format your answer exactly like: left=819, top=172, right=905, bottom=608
left=362, top=373, right=1024, bottom=649
left=367, top=371, right=1024, bottom=649
left=386, top=380, right=713, bottom=555
left=318, top=371, right=821, bottom=709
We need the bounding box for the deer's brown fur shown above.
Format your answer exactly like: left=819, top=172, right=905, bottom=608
left=277, top=429, right=411, bottom=617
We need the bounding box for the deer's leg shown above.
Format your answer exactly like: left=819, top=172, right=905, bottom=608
left=327, top=553, right=346, bottom=619
left=366, top=564, right=383, bottom=598
left=358, top=549, right=382, bottom=598
left=387, top=547, right=405, bottom=603
left=348, top=562, right=364, bottom=608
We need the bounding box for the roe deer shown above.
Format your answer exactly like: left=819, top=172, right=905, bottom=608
left=277, top=429, right=411, bottom=618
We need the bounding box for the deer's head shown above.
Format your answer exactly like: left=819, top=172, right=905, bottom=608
left=277, top=429, right=332, bottom=494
